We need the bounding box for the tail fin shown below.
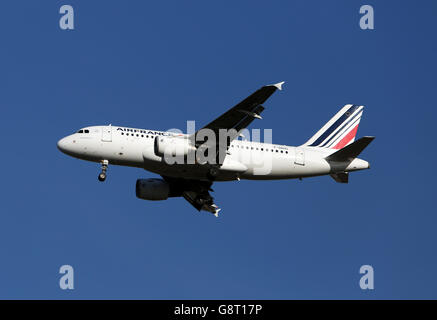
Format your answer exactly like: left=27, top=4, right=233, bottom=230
left=302, top=104, right=364, bottom=149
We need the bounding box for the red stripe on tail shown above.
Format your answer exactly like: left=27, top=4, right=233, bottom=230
left=332, top=124, right=359, bottom=149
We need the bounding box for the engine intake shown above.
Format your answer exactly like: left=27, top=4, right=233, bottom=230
left=136, top=178, right=172, bottom=201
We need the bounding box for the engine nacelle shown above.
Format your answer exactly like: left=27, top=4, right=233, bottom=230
left=136, top=178, right=171, bottom=201
left=154, top=136, right=196, bottom=158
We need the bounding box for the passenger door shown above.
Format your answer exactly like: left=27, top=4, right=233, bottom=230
left=294, top=148, right=305, bottom=166
left=101, top=125, right=112, bottom=142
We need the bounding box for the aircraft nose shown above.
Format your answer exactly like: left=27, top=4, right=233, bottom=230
left=57, top=137, right=68, bottom=153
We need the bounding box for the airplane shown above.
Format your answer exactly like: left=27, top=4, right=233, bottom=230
left=57, top=82, right=374, bottom=216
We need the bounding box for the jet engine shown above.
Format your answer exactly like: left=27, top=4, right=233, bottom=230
left=154, top=136, right=196, bottom=158
left=135, top=178, right=179, bottom=201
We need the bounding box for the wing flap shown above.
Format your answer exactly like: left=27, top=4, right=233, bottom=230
left=182, top=191, right=220, bottom=216
left=161, top=176, right=220, bottom=216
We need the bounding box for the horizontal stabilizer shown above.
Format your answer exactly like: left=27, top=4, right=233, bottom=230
left=330, top=172, right=349, bottom=183
left=326, top=136, right=375, bottom=162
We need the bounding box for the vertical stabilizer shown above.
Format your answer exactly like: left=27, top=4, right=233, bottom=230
left=303, top=104, right=364, bottom=149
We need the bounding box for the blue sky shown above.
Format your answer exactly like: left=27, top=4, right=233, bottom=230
left=0, top=0, right=436, bottom=299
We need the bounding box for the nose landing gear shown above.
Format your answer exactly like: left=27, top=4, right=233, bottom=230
left=98, top=160, right=109, bottom=182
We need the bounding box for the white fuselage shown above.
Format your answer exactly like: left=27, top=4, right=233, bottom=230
left=57, top=125, right=369, bottom=181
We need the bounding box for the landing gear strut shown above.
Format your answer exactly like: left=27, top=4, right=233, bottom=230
left=98, top=160, right=108, bottom=182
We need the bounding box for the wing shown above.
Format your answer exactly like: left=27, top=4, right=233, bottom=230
left=193, top=81, right=284, bottom=164
left=161, top=176, right=221, bottom=216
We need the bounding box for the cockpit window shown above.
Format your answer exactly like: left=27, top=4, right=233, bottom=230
left=77, top=129, right=90, bottom=134
left=84, top=129, right=89, bottom=133
left=77, top=130, right=84, bottom=133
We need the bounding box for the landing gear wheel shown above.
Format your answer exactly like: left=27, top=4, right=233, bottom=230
left=207, top=167, right=219, bottom=181
left=98, top=160, right=109, bottom=182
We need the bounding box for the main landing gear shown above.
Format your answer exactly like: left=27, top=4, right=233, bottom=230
left=98, top=160, right=109, bottom=182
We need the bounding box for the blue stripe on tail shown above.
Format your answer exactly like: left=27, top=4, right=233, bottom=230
left=309, top=104, right=360, bottom=147
left=319, top=109, right=362, bottom=148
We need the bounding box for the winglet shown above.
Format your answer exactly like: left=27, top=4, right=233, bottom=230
left=269, top=81, right=285, bottom=91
